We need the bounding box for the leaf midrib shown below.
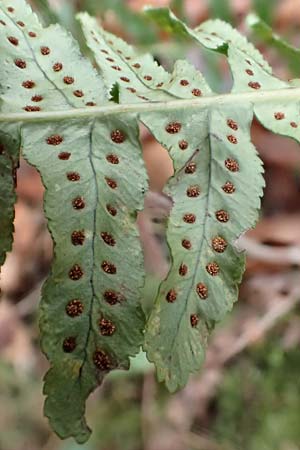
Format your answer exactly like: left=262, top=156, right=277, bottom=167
left=0, top=86, right=298, bottom=123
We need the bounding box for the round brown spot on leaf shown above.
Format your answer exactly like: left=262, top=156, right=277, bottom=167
left=23, top=105, right=41, bottom=112
left=63, top=76, right=74, bottom=85
left=31, top=95, right=43, bottom=102
left=222, top=181, right=235, bottom=194
left=185, top=162, right=197, bottom=174
left=67, top=172, right=80, bottom=181
left=156, top=82, right=164, bottom=88
left=227, top=119, right=238, bottom=131
left=180, top=79, right=189, bottom=86
left=106, top=57, right=114, bottom=62
left=101, top=260, right=117, bottom=274
left=111, top=65, right=121, bottom=71
left=22, top=80, right=35, bottom=89
left=206, top=262, right=220, bottom=276
left=86, top=101, right=96, bottom=106
left=46, top=134, right=63, bottom=145
left=73, top=90, right=84, bottom=98
left=106, top=154, right=119, bottom=164
left=99, top=318, right=116, bottom=336
left=183, top=213, right=196, bottom=224
left=190, top=314, right=199, bottom=327
left=227, top=135, right=238, bottom=144
left=182, top=239, right=192, bottom=250
left=120, top=76, right=130, bottom=82
left=28, top=31, right=37, bottom=37
left=71, top=230, right=85, bottom=245
left=93, top=350, right=112, bottom=371
left=7, top=6, right=14, bottom=12
left=66, top=299, right=84, bottom=317
left=290, top=121, right=298, bottom=128
left=144, top=75, right=152, bottom=81
left=179, top=140, right=188, bottom=150
left=104, top=290, right=124, bottom=305
left=58, top=152, right=71, bottom=160
left=72, top=196, right=85, bottom=210
left=17, top=21, right=25, bottom=27
left=105, top=177, right=117, bottom=189
left=53, top=62, right=63, bottom=72
left=15, top=59, right=26, bottom=69
left=126, top=87, right=136, bottom=93
left=40, top=46, right=50, bottom=55
left=274, top=112, right=285, bottom=120
left=165, top=121, right=182, bottom=134
left=69, top=264, right=84, bottom=280
left=106, top=204, right=117, bottom=216
left=225, top=158, right=239, bottom=172
left=100, top=49, right=108, bottom=54
left=192, top=88, right=202, bottom=96
left=111, top=129, right=126, bottom=143
left=212, top=236, right=227, bottom=253
left=133, top=63, right=141, bottom=68
left=248, top=81, right=261, bottom=89
left=245, top=69, right=254, bottom=75
left=101, top=232, right=116, bottom=246
left=63, top=336, right=77, bottom=352
left=216, top=210, right=229, bottom=222
left=196, top=283, right=208, bottom=299
left=8, top=36, right=18, bottom=46
left=166, top=289, right=177, bottom=303
left=179, top=263, right=188, bottom=276
left=186, top=185, right=200, bottom=198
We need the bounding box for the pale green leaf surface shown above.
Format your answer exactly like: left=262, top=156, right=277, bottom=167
left=142, top=105, right=264, bottom=390
left=22, top=116, right=147, bottom=442
left=78, top=13, right=213, bottom=102
left=145, top=7, right=271, bottom=72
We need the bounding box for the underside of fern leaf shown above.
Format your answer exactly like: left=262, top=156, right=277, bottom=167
left=1, top=0, right=300, bottom=442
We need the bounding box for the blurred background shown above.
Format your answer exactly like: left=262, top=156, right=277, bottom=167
left=1, top=0, right=300, bottom=449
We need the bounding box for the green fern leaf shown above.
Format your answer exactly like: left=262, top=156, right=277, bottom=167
left=140, top=105, right=264, bottom=391
left=0, top=0, right=147, bottom=442
left=0, top=124, right=20, bottom=266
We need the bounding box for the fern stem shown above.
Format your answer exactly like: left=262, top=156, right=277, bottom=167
left=0, top=88, right=299, bottom=123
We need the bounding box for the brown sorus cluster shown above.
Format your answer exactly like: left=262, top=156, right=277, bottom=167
left=72, top=197, right=85, bottom=210
left=71, top=230, right=85, bottom=245
left=222, top=181, right=235, bottom=194
left=69, top=264, right=84, bottom=280
left=111, top=129, right=126, bottom=143
left=63, top=337, right=77, bottom=353
left=46, top=134, right=63, bottom=145
left=101, top=232, right=116, bottom=246
left=183, top=213, right=196, bottom=224
left=66, top=299, right=84, bottom=317
left=216, top=210, right=229, bottom=222
left=93, top=350, right=113, bottom=371
left=227, top=119, right=238, bottom=130
left=206, top=262, right=220, bottom=276
left=103, top=290, right=125, bottom=305
left=101, top=261, right=117, bottom=274
left=165, top=122, right=182, bottom=134
left=190, top=314, right=199, bottom=327
left=166, top=289, right=177, bottom=303
left=99, top=318, right=116, bottom=336
left=196, top=283, right=208, bottom=299
left=212, top=236, right=227, bottom=253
